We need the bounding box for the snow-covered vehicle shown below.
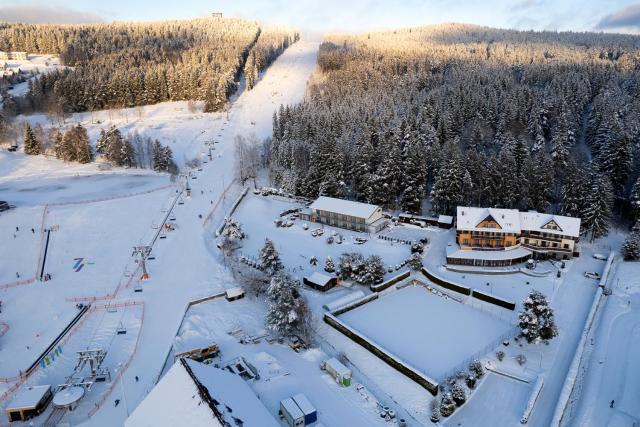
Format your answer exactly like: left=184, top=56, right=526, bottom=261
left=274, top=219, right=283, bottom=227
left=584, top=271, right=600, bottom=279
left=302, top=223, right=309, bottom=230
left=592, top=253, right=607, bottom=261
left=284, top=221, right=294, bottom=227
left=354, top=237, right=367, bottom=245
left=326, top=236, right=334, bottom=244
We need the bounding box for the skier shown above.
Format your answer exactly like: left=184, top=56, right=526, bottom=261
left=115, top=399, right=120, bottom=407
left=610, top=400, right=614, bottom=408
left=31, top=228, right=35, bottom=233
left=135, top=375, right=139, bottom=382
left=15, top=272, right=20, bottom=278
left=15, top=226, right=19, bottom=232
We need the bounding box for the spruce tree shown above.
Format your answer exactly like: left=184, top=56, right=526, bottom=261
left=73, top=125, right=92, bottom=164
left=23, top=123, right=42, bottom=155
left=324, top=256, right=335, bottom=273
left=265, top=272, right=301, bottom=337
left=583, top=170, right=613, bottom=242
left=621, top=221, right=640, bottom=261
left=259, top=238, right=283, bottom=274
left=519, top=291, right=558, bottom=343
left=630, top=177, right=640, bottom=221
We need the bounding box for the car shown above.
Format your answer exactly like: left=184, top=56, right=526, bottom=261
left=592, top=253, right=607, bottom=261
left=302, top=223, right=309, bottom=230
left=198, top=168, right=203, bottom=171
left=326, top=236, right=334, bottom=244
left=584, top=272, right=600, bottom=279
left=0, top=201, right=10, bottom=212
left=284, top=221, right=294, bottom=227
left=354, top=237, right=367, bottom=244
left=274, top=219, right=283, bottom=227
left=311, top=230, right=318, bottom=237
left=314, top=228, right=324, bottom=236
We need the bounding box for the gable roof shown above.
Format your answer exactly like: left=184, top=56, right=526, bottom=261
left=519, top=212, right=581, bottom=237
left=125, top=359, right=279, bottom=427
left=306, top=272, right=334, bottom=286
left=456, top=207, right=521, bottom=233
left=310, top=196, right=379, bottom=220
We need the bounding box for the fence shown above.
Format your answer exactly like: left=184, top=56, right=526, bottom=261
left=216, top=187, right=249, bottom=236
left=203, top=178, right=238, bottom=226
left=370, top=271, right=411, bottom=293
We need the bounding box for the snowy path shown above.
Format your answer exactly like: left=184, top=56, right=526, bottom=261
left=83, top=38, right=320, bottom=426
left=567, top=261, right=640, bottom=427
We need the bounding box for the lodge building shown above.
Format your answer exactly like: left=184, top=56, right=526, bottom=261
left=448, top=207, right=581, bottom=267
left=300, top=196, right=388, bottom=233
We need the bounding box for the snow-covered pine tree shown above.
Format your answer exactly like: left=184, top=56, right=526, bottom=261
left=358, top=255, right=385, bottom=285
left=73, top=125, right=93, bottom=164
left=259, top=238, right=283, bottom=274
left=583, top=170, right=613, bottom=242
left=96, top=129, right=107, bottom=154
left=631, top=177, right=640, bottom=222
left=518, top=290, right=558, bottom=343
left=265, top=272, right=300, bottom=337
left=621, top=221, right=640, bottom=261
left=23, top=123, right=42, bottom=155
left=430, top=399, right=441, bottom=423
left=401, top=138, right=427, bottom=214
left=324, top=256, right=335, bottom=273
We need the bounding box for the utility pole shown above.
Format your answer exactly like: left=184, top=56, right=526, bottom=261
left=132, top=246, right=152, bottom=280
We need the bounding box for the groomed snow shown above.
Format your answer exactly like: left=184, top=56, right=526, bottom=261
left=338, top=285, right=513, bottom=380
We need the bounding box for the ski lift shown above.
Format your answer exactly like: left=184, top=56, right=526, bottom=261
left=159, top=235, right=167, bottom=239
left=106, top=306, right=118, bottom=313
left=134, top=284, right=143, bottom=293
left=116, top=322, right=127, bottom=335
left=147, top=256, right=156, bottom=260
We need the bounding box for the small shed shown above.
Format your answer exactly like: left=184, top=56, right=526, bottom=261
left=292, top=393, right=317, bottom=425
left=280, top=397, right=305, bottom=427
left=437, top=214, right=454, bottom=229
left=322, top=290, right=365, bottom=312
left=225, top=286, right=245, bottom=301
left=323, top=358, right=352, bottom=387
left=303, top=272, right=337, bottom=292
left=5, top=385, right=52, bottom=422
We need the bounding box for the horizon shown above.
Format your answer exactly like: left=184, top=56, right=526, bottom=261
left=0, top=0, right=639, bottom=35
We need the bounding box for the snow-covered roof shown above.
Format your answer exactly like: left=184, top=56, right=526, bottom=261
left=6, top=385, right=51, bottom=410
left=447, top=245, right=532, bottom=261
left=322, top=290, right=366, bottom=312
left=306, top=272, right=334, bottom=286
left=292, top=393, right=316, bottom=416
left=456, top=207, right=520, bottom=233
left=309, top=196, right=379, bottom=220
left=225, top=286, right=245, bottom=298
left=325, top=357, right=351, bottom=376
left=519, top=212, right=580, bottom=238
left=438, top=214, right=453, bottom=224
left=125, top=359, right=279, bottom=427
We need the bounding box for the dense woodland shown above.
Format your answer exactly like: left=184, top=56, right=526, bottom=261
left=268, top=24, right=640, bottom=239
left=0, top=17, right=297, bottom=115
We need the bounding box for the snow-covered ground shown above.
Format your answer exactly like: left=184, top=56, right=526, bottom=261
left=233, top=193, right=412, bottom=280
left=2, top=54, right=65, bottom=99
left=338, top=285, right=513, bottom=381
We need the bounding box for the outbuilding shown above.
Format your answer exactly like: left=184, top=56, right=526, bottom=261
left=225, top=286, right=245, bottom=301
left=303, top=272, right=338, bottom=292
left=280, top=397, right=305, bottom=427
left=292, top=393, right=317, bottom=425
left=323, top=358, right=352, bottom=387
left=5, top=385, right=52, bottom=422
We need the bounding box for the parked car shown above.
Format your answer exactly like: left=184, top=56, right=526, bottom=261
left=302, top=223, right=309, bottom=230
left=584, top=272, right=600, bottom=279
left=284, top=221, right=294, bottom=227
left=326, top=236, right=334, bottom=244
left=592, top=253, right=607, bottom=261
left=354, top=237, right=367, bottom=245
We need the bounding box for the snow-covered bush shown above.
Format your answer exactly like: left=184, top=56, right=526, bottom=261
left=430, top=399, right=441, bottom=423
left=324, top=256, right=335, bottom=273
left=439, top=393, right=456, bottom=417
left=222, top=217, right=245, bottom=241
left=516, top=354, right=527, bottom=366
left=259, top=238, right=283, bottom=274
left=407, top=252, right=423, bottom=270
left=451, top=384, right=467, bottom=406
left=465, top=375, right=477, bottom=389
left=339, top=253, right=385, bottom=285
left=469, top=359, right=484, bottom=378
left=519, top=291, right=558, bottom=343
left=496, top=350, right=505, bottom=362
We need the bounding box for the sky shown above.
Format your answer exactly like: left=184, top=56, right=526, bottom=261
left=1, top=0, right=640, bottom=34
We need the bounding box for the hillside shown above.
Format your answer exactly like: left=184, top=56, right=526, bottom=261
left=269, top=24, right=640, bottom=237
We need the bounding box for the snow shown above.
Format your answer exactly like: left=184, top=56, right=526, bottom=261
left=447, top=244, right=532, bottom=261
left=2, top=54, right=65, bottom=100
left=6, top=385, right=50, bottom=410
left=337, top=285, right=513, bottom=381
left=456, top=206, right=581, bottom=237
left=457, top=206, right=521, bottom=234
left=322, top=290, right=366, bottom=312
left=225, top=286, right=245, bottom=299
left=309, top=196, right=380, bottom=220
left=306, top=271, right=334, bottom=287
left=124, top=360, right=224, bottom=427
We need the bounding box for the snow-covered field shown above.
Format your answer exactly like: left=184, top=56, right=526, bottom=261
left=338, top=285, right=513, bottom=381
left=2, top=54, right=65, bottom=99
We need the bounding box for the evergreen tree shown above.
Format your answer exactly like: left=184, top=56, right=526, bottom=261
left=621, top=221, right=640, bottom=261
left=451, top=384, right=467, bottom=406
left=583, top=170, right=613, bottom=241
left=630, top=177, right=640, bottom=221
left=265, top=272, right=301, bottom=337
left=324, top=256, right=335, bottom=273
left=518, top=291, right=558, bottom=343
left=401, top=138, right=427, bottom=213
left=259, top=238, right=283, bottom=274
left=73, top=125, right=92, bottom=164
left=23, top=123, right=42, bottom=155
